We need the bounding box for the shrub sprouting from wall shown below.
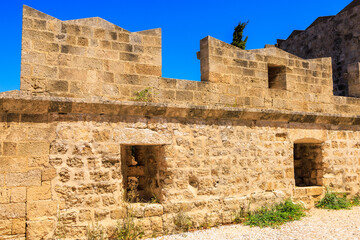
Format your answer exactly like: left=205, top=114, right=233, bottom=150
left=231, top=21, right=249, bottom=50
left=245, top=199, right=305, bottom=228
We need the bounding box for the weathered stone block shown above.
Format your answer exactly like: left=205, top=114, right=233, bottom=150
left=27, top=182, right=51, bottom=201
left=42, top=167, right=57, bottom=181
left=144, top=204, right=163, bottom=217
left=2, top=142, right=17, bottom=156
left=10, top=188, right=26, bottom=203
left=110, top=208, right=126, bottom=219
left=33, top=41, right=59, bottom=53
left=26, top=220, right=55, bottom=240
left=128, top=204, right=145, bottom=218
left=6, top=170, right=42, bottom=187
left=12, top=218, right=26, bottom=234
left=21, top=51, right=46, bottom=65
left=17, top=142, right=49, bottom=156
left=135, top=64, right=161, bottom=76
left=149, top=216, right=163, bottom=232
left=79, top=209, right=92, bottom=222
left=0, top=188, right=10, bottom=204
left=94, top=209, right=109, bottom=221
left=0, top=219, right=12, bottom=235
left=59, top=67, right=88, bottom=81
left=176, top=91, right=193, bottom=101
left=27, top=200, right=57, bottom=220
left=0, top=203, right=26, bottom=219
left=0, top=157, right=27, bottom=173
left=28, top=156, right=49, bottom=167
left=47, top=80, right=69, bottom=92
left=23, top=29, right=55, bottom=42
left=32, top=64, right=58, bottom=79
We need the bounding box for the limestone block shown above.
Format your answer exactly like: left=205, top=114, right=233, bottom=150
left=0, top=157, right=27, bottom=173
left=144, top=204, right=163, bottom=217
left=223, top=196, right=248, bottom=211
left=133, top=217, right=151, bottom=232
left=27, top=182, right=51, bottom=201
left=33, top=41, right=59, bottom=53
left=6, top=170, right=41, bottom=187
left=2, top=142, right=17, bottom=156
left=12, top=218, right=26, bottom=234
left=93, top=129, right=111, bottom=142
left=59, top=67, right=88, bottom=81
left=79, top=209, right=92, bottom=222
left=110, top=208, right=126, bottom=220
left=128, top=203, right=145, bottom=218
left=94, top=209, right=109, bottom=221
left=149, top=216, right=163, bottom=232
left=26, top=220, right=55, bottom=240
left=10, top=188, right=26, bottom=203
left=135, top=64, right=161, bottom=76
left=306, top=187, right=324, bottom=196
left=17, top=142, right=49, bottom=156
left=0, top=188, right=10, bottom=204
left=28, top=156, right=49, bottom=167
left=27, top=200, right=57, bottom=220
left=0, top=203, right=26, bottom=219
left=0, top=219, right=12, bottom=235
left=59, top=211, right=77, bottom=224
left=42, top=167, right=57, bottom=181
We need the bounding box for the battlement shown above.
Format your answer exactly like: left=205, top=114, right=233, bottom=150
left=18, top=5, right=360, bottom=117
left=21, top=6, right=161, bottom=97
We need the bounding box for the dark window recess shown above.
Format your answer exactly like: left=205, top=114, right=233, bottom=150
left=268, top=65, right=287, bottom=89
left=121, top=145, right=163, bottom=203
left=294, top=143, right=323, bottom=187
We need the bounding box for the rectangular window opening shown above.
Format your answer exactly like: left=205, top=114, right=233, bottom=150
left=268, top=64, right=287, bottom=89
left=293, top=143, right=323, bottom=187
left=121, top=145, right=163, bottom=203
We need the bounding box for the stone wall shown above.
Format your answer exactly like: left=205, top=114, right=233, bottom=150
left=21, top=6, right=161, bottom=98
left=1, top=94, right=360, bottom=239
left=1, top=4, right=360, bottom=239
left=277, top=0, right=360, bottom=97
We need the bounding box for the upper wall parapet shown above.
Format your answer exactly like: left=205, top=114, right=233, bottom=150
left=21, top=5, right=161, bottom=97
left=16, top=5, right=360, bottom=116
left=199, top=36, right=333, bottom=96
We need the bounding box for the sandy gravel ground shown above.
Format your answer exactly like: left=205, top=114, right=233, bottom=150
left=150, top=207, right=360, bottom=240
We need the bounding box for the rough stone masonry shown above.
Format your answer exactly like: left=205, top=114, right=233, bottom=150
left=1, top=2, right=360, bottom=239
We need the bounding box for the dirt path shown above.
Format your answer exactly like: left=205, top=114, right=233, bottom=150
left=150, top=207, right=360, bottom=240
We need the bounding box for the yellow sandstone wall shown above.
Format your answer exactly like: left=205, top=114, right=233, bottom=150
left=0, top=98, right=360, bottom=239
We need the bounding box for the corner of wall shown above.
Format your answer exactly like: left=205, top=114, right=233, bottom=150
left=20, top=6, right=163, bottom=98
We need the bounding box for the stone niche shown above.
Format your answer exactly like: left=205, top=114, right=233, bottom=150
left=121, top=145, right=163, bottom=203
left=293, top=143, right=323, bottom=187
left=268, top=64, right=287, bottom=90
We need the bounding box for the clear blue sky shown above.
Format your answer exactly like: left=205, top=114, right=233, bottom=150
left=0, top=0, right=353, bottom=92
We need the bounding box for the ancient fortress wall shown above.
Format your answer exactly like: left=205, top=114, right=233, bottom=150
left=277, top=0, right=360, bottom=97
left=1, top=5, right=360, bottom=239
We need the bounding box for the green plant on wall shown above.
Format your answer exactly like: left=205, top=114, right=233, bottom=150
left=245, top=199, right=305, bottom=228
left=316, top=187, right=352, bottom=210
left=231, top=21, right=249, bottom=50
left=111, top=211, right=144, bottom=240
left=86, top=223, right=105, bottom=240
left=174, top=211, right=192, bottom=232
left=133, top=87, right=154, bottom=102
